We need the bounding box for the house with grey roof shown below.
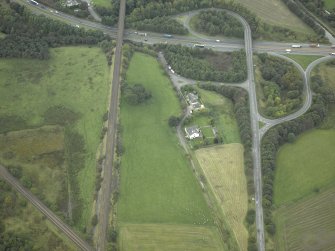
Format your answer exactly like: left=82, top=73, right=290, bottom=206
left=185, top=125, right=202, bottom=139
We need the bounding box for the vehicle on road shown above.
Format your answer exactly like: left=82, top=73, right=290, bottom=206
left=332, top=45, right=335, bottom=49
left=330, top=52, right=335, bottom=56
left=28, top=0, right=39, bottom=5
left=215, top=39, right=220, bottom=42
left=138, top=32, right=147, bottom=36
left=285, top=49, right=292, bottom=53
left=291, top=44, right=302, bottom=48
left=309, top=44, right=320, bottom=48
left=194, top=44, right=205, bottom=48
left=164, top=34, right=173, bottom=38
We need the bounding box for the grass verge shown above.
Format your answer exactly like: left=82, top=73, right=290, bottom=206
left=285, top=54, right=322, bottom=69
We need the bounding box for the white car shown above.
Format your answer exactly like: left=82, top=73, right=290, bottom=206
left=330, top=52, right=335, bottom=56
left=285, top=49, right=292, bottom=53
left=215, top=39, right=220, bottom=42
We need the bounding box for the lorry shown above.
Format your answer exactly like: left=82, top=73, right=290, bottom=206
left=291, top=44, right=302, bottom=48
left=309, top=44, right=320, bottom=48
left=194, top=44, right=205, bottom=48
left=29, top=0, right=39, bottom=5
left=163, top=34, right=173, bottom=38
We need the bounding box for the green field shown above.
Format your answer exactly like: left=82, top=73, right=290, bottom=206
left=325, top=0, right=335, bottom=10
left=317, top=60, right=335, bottom=89
left=274, top=187, right=335, bottom=251
left=92, top=0, right=111, bottom=8
left=185, top=88, right=241, bottom=146
left=0, top=47, right=111, bottom=228
left=274, top=129, right=335, bottom=206
left=195, top=144, right=248, bottom=251
left=234, top=0, right=312, bottom=34
left=285, top=54, right=323, bottom=69
left=118, top=52, right=213, bottom=225
left=120, top=223, right=224, bottom=251
left=0, top=32, right=5, bottom=39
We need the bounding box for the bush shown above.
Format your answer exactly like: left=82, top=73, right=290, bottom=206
left=168, top=115, right=180, bottom=127
left=123, top=84, right=152, bottom=105
left=246, top=209, right=256, bottom=225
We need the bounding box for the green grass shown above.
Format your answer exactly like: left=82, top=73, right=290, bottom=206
left=0, top=32, right=5, bottom=39
left=325, top=0, right=335, bottom=10
left=234, top=0, right=312, bottom=34
left=0, top=47, right=111, bottom=228
left=285, top=54, right=323, bottom=69
left=274, top=186, right=335, bottom=251
left=92, top=0, right=112, bottom=8
left=274, top=129, right=335, bottom=206
left=194, top=88, right=241, bottom=144
left=118, top=52, right=213, bottom=225
left=120, top=223, right=224, bottom=251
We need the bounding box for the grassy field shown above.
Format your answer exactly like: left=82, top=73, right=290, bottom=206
left=274, top=186, right=335, bottom=251
left=285, top=54, right=323, bottom=69
left=118, top=52, right=213, bottom=225
left=195, top=144, right=248, bottom=251
left=119, top=223, right=225, bottom=251
left=274, top=129, right=335, bottom=206
left=0, top=47, right=111, bottom=228
left=234, top=0, right=312, bottom=34
left=325, top=0, right=335, bottom=10
left=0, top=126, right=68, bottom=214
left=0, top=32, right=5, bottom=39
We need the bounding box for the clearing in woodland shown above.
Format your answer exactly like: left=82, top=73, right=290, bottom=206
left=274, top=186, right=335, bottom=251
left=119, top=223, right=224, bottom=251
left=195, top=143, right=248, bottom=251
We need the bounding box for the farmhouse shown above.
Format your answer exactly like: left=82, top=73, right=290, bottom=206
left=185, top=125, right=202, bottom=139
left=186, top=93, right=204, bottom=112
left=64, top=0, right=79, bottom=7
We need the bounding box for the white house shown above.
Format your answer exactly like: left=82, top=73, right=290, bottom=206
left=185, top=126, right=202, bottom=139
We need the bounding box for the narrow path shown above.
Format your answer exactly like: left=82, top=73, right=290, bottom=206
left=95, top=0, right=126, bottom=250
left=0, top=165, right=93, bottom=251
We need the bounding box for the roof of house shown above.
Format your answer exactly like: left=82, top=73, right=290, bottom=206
left=187, top=93, right=199, bottom=103
left=192, top=102, right=202, bottom=109
left=185, top=125, right=200, bottom=136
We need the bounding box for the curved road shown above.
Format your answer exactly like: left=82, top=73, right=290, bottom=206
left=0, top=165, right=94, bottom=251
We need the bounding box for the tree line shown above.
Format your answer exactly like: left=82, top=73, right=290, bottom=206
left=281, top=0, right=326, bottom=37
left=157, top=44, right=247, bottom=83
left=257, top=53, right=303, bottom=118
left=261, top=62, right=335, bottom=237
left=300, top=0, right=335, bottom=30
left=194, top=10, right=244, bottom=38
left=0, top=2, right=108, bottom=59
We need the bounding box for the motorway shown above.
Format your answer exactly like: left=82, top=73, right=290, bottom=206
left=95, top=0, right=126, bottom=250
left=0, top=165, right=94, bottom=251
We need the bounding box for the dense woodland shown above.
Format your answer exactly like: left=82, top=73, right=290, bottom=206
left=193, top=10, right=244, bottom=38
left=261, top=60, right=335, bottom=237
left=0, top=1, right=108, bottom=59
left=159, top=44, right=247, bottom=83
left=300, top=0, right=335, bottom=30
left=130, top=16, right=188, bottom=35
left=257, top=54, right=303, bottom=118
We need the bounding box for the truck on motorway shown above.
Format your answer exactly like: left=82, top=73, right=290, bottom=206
left=331, top=45, right=335, bottom=49
left=330, top=52, right=335, bottom=56
left=309, top=44, right=320, bottom=48
left=138, top=32, right=147, bottom=37
left=291, top=44, right=302, bottom=48
left=194, top=44, right=205, bottom=48
left=163, top=34, right=173, bottom=38
left=28, top=0, right=39, bottom=5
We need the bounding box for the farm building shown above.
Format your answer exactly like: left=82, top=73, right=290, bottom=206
left=185, top=125, right=202, bottom=139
